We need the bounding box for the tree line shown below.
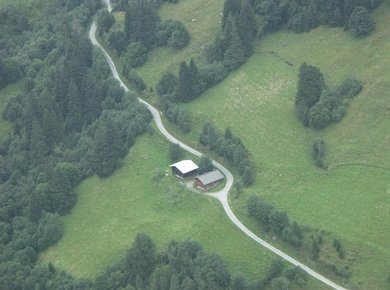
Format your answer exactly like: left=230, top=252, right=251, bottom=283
left=199, top=124, right=255, bottom=187
left=247, top=195, right=351, bottom=281
left=254, top=0, right=380, bottom=37
left=44, top=233, right=309, bottom=290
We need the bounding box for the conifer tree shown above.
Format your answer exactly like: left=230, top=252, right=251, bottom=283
left=222, top=0, right=241, bottom=28
left=223, top=19, right=246, bottom=71
left=188, top=59, right=202, bottom=97
left=348, top=6, right=375, bottom=37
left=175, top=61, right=192, bottom=102
left=65, top=78, right=83, bottom=132
left=93, top=121, right=123, bottom=177
left=237, top=0, right=256, bottom=56
left=29, top=119, right=47, bottom=166
left=295, top=63, right=325, bottom=126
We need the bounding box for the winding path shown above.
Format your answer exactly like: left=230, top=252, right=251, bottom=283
left=89, top=4, right=347, bottom=289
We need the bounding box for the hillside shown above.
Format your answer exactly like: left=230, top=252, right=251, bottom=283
left=40, top=130, right=328, bottom=289
left=162, top=3, right=390, bottom=288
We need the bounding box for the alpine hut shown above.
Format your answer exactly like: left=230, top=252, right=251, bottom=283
left=169, top=160, right=198, bottom=178
left=194, top=170, right=224, bottom=191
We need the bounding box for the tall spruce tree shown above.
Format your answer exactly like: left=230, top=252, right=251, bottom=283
left=348, top=6, right=375, bottom=37
left=237, top=0, right=256, bottom=56
left=93, top=121, right=123, bottom=177
left=222, top=0, right=241, bottom=28
left=295, top=63, right=325, bottom=126
left=65, top=78, right=83, bottom=132
left=175, top=61, right=193, bottom=102
left=223, top=18, right=246, bottom=71
left=124, top=0, right=160, bottom=48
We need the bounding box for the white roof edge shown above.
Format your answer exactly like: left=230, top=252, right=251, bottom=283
left=169, top=160, right=198, bottom=174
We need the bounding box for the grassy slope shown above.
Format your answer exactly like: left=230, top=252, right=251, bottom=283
left=96, top=0, right=389, bottom=287
left=137, top=0, right=224, bottom=85
left=164, top=4, right=390, bottom=289
left=40, top=132, right=276, bottom=281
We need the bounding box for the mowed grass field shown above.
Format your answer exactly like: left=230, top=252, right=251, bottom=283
left=41, top=131, right=314, bottom=285
left=161, top=3, right=390, bottom=289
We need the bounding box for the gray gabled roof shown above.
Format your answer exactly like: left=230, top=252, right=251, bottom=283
left=169, top=160, right=198, bottom=174
left=195, top=170, right=224, bottom=186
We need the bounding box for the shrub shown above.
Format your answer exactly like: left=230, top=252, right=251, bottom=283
left=312, top=139, right=327, bottom=170
left=123, top=42, right=148, bottom=68
left=126, top=70, right=146, bottom=92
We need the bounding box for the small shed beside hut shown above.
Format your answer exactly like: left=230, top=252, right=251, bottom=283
left=169, top=160, right=199, bottom=179
left=194, top=170, right=224, bottom=191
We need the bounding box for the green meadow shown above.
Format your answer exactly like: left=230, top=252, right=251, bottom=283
left=39, top=132, right=272, bottom=281
left=161, top=4, right=390, bottom=288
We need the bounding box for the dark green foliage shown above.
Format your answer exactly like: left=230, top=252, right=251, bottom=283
left=65, top=78, right=83, bottom=132
left=95, top=237, right=241, bottom=290
left=333, top=239, right=346, bottom=259
left=295, top=63, right=325, bottom=126
left=252, top=0, right=381, bottom=35
left=124, top=70, right=146, bottom=92
left=338, top=77, right=363, bottom=97
left=269, top=210, right=289, bottom=233
left=107, top=30, right=128, bottom=55
left=156, top=72, right=177, bottom=98
left=237, top=0, right=257, bottom=55
left=0, top=57, right=23, bottom=90
left=297, top=73, right=363, bottom=129
left=259, top=0, right=286, bottom=33
left=248, top=196, right=305, bottom=247
left=93, top=119, right=124, bottom=177
left=198, top=156, right=214, bottom=174
left=97, top=9, right=115, bottom=36
left=200, top=123, right=255, bottom=186
left=223, top=15, right=247, bottom=70
left=124, top=0, right=160, bottom=48
left=285, top=266, right=308, bottom=287
left=176, top=109, right=192, bottom=133
left=282, top=222, right=304, bottom=247
left=308, top=102, right=332, bottom=129
left=174, top=60, right=202, bottom=102
left=123, top=42, right=148, bottom=68
left=271, top=277, right=289, bottom=290
left=222, top=0, right=241, bottom=28
left=36, top=212, right=64, bottom=251
left=265, top=260, right=284, bottom=283
left=169, top=143, right=183, bottom=162
left=198, top=62, right=228, bottom=89
left=241, top=166, right=255, bottom=186
left=175, top=61, right=193, bottom=102
left=167, top=21, right=190, bottom=49
left=161, top=101, right=193, bottom=133
left=311, top=239, right=321, bottom=261
left=348, top=6, right=375, bottom=37
left=312, top=139, right=327, bottom=169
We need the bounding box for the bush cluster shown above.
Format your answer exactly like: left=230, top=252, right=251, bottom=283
left=248, top=196, right=304, bottom=247
left=200, top=124, right=255, bottom=186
